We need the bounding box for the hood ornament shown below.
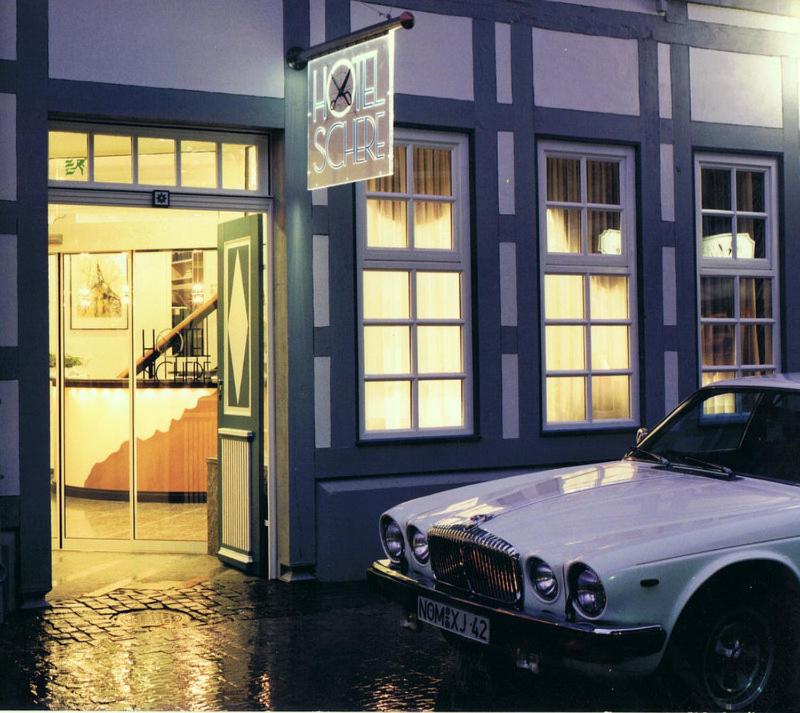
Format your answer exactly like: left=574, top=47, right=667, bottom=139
left=468, top=512, right=496, bottom=527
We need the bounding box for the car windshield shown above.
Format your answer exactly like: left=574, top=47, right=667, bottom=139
left=633, top=387, right=800, bottom=484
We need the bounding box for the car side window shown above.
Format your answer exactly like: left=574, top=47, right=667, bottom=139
left=739, top=392, right=800, bottom=482
left=653, top=391, right=756, bottom=456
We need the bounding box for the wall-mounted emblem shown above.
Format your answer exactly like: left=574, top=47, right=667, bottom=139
left=153, top=190, right=170, bottom=208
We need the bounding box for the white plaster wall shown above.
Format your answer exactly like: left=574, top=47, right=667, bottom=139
left=0, top=93, right=15, bottom=200
left=350, top=4, right=474, bottom=101
left=690, top=48, right=782, bottom=128
left=532, top=29, right=640, bottom=116
left=495, top=23, right=512, bottom=105
left=499, top=242, right=517, bottom=326
left=312, top=235, right=329, bottom=328
left=0, top=0, right=15, bottom=60
left=660, top=143, right=674, bottom=222
left=798, top=74, right=800, bottom=131
left=662, top=246, right=677, bottom=327
left=49, top=208, right=220, bottom=253
left=658, top=43, right=672, bottom=120
left=49, top=0, right=284, bottom=97
left=132, top=251, right=172, bottom=350
left=501, top=354, right=519, bottom=439
left=497, top=132, right=515, bottom=215
left=0, top=381, right=19, bottom=496
left=687, top=3, right=800, bottom=33
left=310, top=0, right=326, bottom=45
left=664, top=351, right=679, bottom=414
left=0, top=235, right=17, bottom=347
left=314, top=356, right=331, bottom=449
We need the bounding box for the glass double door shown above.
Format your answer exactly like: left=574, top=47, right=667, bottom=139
left=49, top=204, right=244, bottom=549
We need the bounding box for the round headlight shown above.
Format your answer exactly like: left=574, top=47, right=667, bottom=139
left=380, top=516, right=404, bottom=562
left=408, top=526, right=429, bottom=563
left=528, top=558, right=558, bottom=601
left=572, top=564, right=606, bottom=618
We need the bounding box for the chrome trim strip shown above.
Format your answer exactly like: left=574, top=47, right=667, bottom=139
left=368, top=559, right=666, bottom=656
left=429, top=523, right=522, bottom=606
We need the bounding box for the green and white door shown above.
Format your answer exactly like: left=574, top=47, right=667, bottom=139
left=217, top=214, right=269, bottom=573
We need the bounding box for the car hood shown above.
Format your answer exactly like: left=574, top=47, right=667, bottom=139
left=395, top=461, right=800, bottom=567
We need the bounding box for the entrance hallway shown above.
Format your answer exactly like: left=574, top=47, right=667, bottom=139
left=51, top=497, right=207, bottom=544
left=49, top=551, right=236, bottom=600
left=47, top=201, right=273, bottom=570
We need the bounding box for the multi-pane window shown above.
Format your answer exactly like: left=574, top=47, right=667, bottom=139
left=696, top=155, right=779, bottom=386
left=538, top=142, right=638, bottom=428
left=359, top=133, right=471, bottom=437
left=48, top=125, right=264, bottom=194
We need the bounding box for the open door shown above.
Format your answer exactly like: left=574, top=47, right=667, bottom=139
left=217, top=215, right=264, bottom=572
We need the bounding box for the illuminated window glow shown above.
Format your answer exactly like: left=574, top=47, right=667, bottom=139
left=94, top=134, right=132, bottom=184
left=139, top=137, right=177, bottom=186
left=48, top=127, right=264, bottom=194
left=181, top=140, right=217, bottom=188
left=360, top=135, right=470, bottom=436
left=539, top=143, right=637, bottom=427
left=222, top=143, right=258, bottom=190
left=696, top=155, right=778, bottom=386
left=48, top=131, right=88, bottom=182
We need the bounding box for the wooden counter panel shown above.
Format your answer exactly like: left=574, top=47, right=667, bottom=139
left=84, top=393, right=217, bottom=494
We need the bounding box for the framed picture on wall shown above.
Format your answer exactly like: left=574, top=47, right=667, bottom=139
left=70, top=252, right=129, bottom=330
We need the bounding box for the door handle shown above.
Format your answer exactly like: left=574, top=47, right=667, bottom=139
left=217, top=382, right=223, bottom=400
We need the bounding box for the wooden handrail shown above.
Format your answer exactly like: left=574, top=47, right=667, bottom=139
left=117, top=293, right=218, bottom=378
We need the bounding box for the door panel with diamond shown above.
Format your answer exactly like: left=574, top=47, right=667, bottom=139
left=217, top=215, right=264, bottom=572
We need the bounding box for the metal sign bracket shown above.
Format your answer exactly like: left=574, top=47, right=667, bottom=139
left=286, top=11, right=414, bottom=70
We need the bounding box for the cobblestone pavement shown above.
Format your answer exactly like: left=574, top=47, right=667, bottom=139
left=0, top=574, right=665, bottom=711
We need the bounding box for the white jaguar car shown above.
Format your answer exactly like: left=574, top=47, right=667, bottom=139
left=367, top=375, right=800, bottom=711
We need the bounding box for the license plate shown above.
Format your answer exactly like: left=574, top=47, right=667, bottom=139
left=417, top=596, right=490, bottom=644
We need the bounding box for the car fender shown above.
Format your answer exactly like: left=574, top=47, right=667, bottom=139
left=664, top=547, right=800, bottom=637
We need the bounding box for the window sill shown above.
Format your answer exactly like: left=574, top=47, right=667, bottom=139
left=541, top=422, right=639, bottom=437
left=356, top=433, right=480, bottom=447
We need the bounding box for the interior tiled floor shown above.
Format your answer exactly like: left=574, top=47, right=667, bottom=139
left=48, top=550, right=236, bottom=599
left=133, top=500, right=207, bottom=541
left=52, top=493, right=206, bottom=541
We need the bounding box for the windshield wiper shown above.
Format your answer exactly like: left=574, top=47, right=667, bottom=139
left=626, top=448, right=736, bottom=480
left=670, top=455, right=735, bottom=480
left=626, top=447, right=672, bottom=468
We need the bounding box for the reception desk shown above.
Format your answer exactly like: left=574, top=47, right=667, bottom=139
left=63, top=380, right=217, bottom=501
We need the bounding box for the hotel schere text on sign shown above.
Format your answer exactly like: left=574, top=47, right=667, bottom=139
left=307, top=32, right=395, bottom=190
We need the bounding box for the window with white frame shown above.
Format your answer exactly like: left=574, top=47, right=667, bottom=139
left=358, top=133, right=471, bottom=437
left=696, top=154, right=779, bottom=388
left=538, top=142, right=638, bottom=429
left=48, top=124, right=267, bottom=195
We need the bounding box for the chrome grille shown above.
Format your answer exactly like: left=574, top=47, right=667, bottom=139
left=428, top=524, right=522, bottom=606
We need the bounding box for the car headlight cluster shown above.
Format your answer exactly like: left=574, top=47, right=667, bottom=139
left=380, top=518, right=430, bottom=565
left=380, top=516, right=404, bottom=563
left=527, top=558, right=607, bottom=618
left=570, top=563, right=607, bottom=618
left=527, top=558, right=559, bottom=602
left=408, top=526, right=429, bottom=563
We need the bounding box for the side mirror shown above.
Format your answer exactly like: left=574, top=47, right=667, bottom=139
left=635, top=427, right=649, bottom=445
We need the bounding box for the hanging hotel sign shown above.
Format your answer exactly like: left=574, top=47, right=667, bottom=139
left=288, top=12, right=413, bottom=191
left=307, top=33, right=394, bottom=190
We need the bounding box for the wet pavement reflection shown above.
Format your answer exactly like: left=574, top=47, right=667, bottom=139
left=0, top=578, right=666, bottom=710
